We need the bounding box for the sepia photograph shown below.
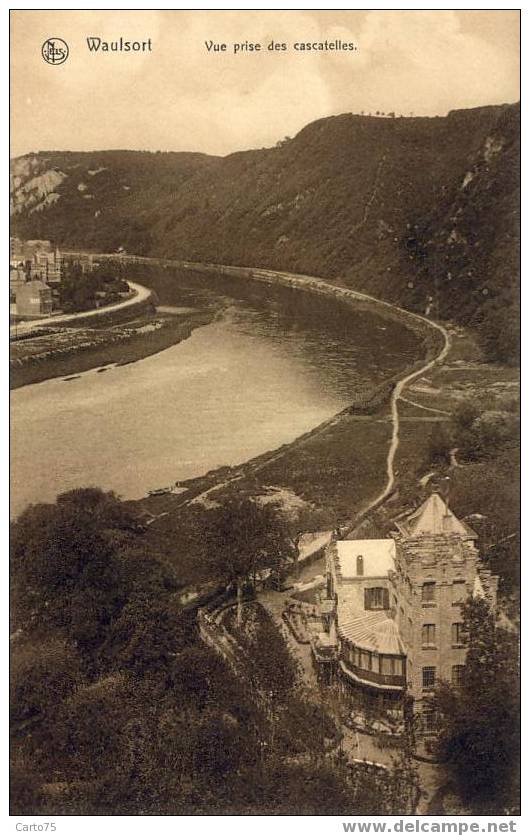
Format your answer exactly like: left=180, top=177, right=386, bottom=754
left=9, top=8, right=521, bottom=820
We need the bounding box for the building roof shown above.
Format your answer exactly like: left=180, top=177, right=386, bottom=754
left=339, top=611, right=405, bottom=656
left=396, top=493, right=477, bottom=538
left=26, top=239, right=52, bottom=249
left=335, top=539, right=396, bottom=579
left=17, top=279, right=50, bottom=292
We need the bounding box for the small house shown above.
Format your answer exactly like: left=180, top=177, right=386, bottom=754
left=16, top=279, right=53, bottom=318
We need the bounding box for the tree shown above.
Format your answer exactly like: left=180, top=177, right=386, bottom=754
left=201, top=498, right=293, bottom=626
left=478, top=299, right=520, bottom=365
left=433, top=596, right=520, bottom=812
left=99, top=594, right=181, bottom=677
left=10, top=638, right=82, bottom=726
left=454, top=398, right=480, bottom=432
left=10, top=489, right=138, bottom=648
left=428, top=421, right=451, bottom=464
left=451, top=399, right=519, bottom=462
left=235, top=604, right=300, bottom=700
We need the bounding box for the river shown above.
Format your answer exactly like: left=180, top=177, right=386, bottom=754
left=10, top=270, right=421, bottom=516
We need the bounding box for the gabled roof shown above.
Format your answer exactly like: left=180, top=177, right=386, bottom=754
left=339, top=611, right=405, bottom=655
left=335, top=539, right=396, bottom=579
left=396, top=493, right=477, bottom=538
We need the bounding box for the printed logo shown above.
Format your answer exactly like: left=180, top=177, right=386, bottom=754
left=41, top=38, right=69, bottom=65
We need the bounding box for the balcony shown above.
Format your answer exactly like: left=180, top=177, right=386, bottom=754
left=313, top=642, right=338, bottom=663
left=339, top=660, right=406, bottom=691
left=319, top=598, right=336, bottom=616
left=311, top=631, right=338, bottom=663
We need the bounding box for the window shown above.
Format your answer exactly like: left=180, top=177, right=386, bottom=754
left=422, top=666, right=436, bottom=690
left=359, top=650, right=372, bottom=670
left=422, top=582, right=436, bottom=604
left=452, top=665, right=465, bottom=686
left=380, top=655, right=404, bottom=677
left=356, top=555, right=364, bottom=576
left=422, top=703, right=437, bottom=732
left=452, top=580, right=466, bottom=605
left=422, top=624, right=436, bottom=646
left=452, top=622, right=465, bottom=646
left=364, top=587, right=389, bottom=610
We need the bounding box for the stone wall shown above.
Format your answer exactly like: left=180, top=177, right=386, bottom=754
left=392, top=532, right=488, bottom=717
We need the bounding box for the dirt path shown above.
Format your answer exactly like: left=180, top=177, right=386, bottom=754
left=349, top=155, right=386, bottom=233
left=400, top=395, right=450, bottom=416
left=355, top=311, right=450, bottom=519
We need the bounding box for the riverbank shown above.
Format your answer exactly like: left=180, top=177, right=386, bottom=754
left=13, top=255, right=518, bottom=557
left=98, top=255, right=446, bottom=357
left=10, top=306, right=214, bottom=390
left=132, top=299, right=517, bottom=592
left=91, top=257, right=443, bottom=525
left=17, top=253, right=516, bottom=530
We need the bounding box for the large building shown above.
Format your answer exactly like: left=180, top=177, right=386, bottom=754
left=312, top=493, right=498, bottom=732
left=15, top=279, right=53, bottom=318
left=63, top=252, right=96, bottom=274
left=9, top=264, right=27, bottom=302
left=10, top=238, right=63, bottom=284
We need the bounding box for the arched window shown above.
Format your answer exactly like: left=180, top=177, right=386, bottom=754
left=356, top=554, right=364, bottom=576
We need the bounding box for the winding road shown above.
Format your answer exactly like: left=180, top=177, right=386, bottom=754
left=359, top=309, right=450, bottom=517
left=10, top=280, right=151, bottom=336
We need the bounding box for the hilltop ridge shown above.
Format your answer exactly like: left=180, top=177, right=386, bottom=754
left=11, top=103, right=520, bottom=362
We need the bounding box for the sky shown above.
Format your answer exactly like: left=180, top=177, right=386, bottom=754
left=10, top=9, right=520, bottom=158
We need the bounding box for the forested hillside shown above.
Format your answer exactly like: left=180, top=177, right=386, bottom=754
left=11, top=103, right=519, bottom=362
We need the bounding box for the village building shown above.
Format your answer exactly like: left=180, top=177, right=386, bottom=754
left=9, top=264, right=27, bottom=302
left=312, top=493, right=498, bottom=732
left=10, top=238, right=63, bottom=284
left=15, top=279, right=53, bottom=318
left=64, top=252, right=96, bottom=273
left=11, top=238, right=51, bottom=264
left=9, top=236, right=24, bottom=264
left=34, top=247, right=63, bottom=284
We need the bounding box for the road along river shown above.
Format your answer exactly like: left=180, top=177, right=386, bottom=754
left=10, top=268, right=424, bottom=517
left=109, top=258, right=451, bottom=516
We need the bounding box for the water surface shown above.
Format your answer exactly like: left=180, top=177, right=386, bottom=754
left=10, top=274, right=420, bottom=516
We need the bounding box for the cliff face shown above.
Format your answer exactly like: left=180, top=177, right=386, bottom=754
left=10, top=150, right=217, bottom=254
left=11, top=103, right=519, bottom=362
